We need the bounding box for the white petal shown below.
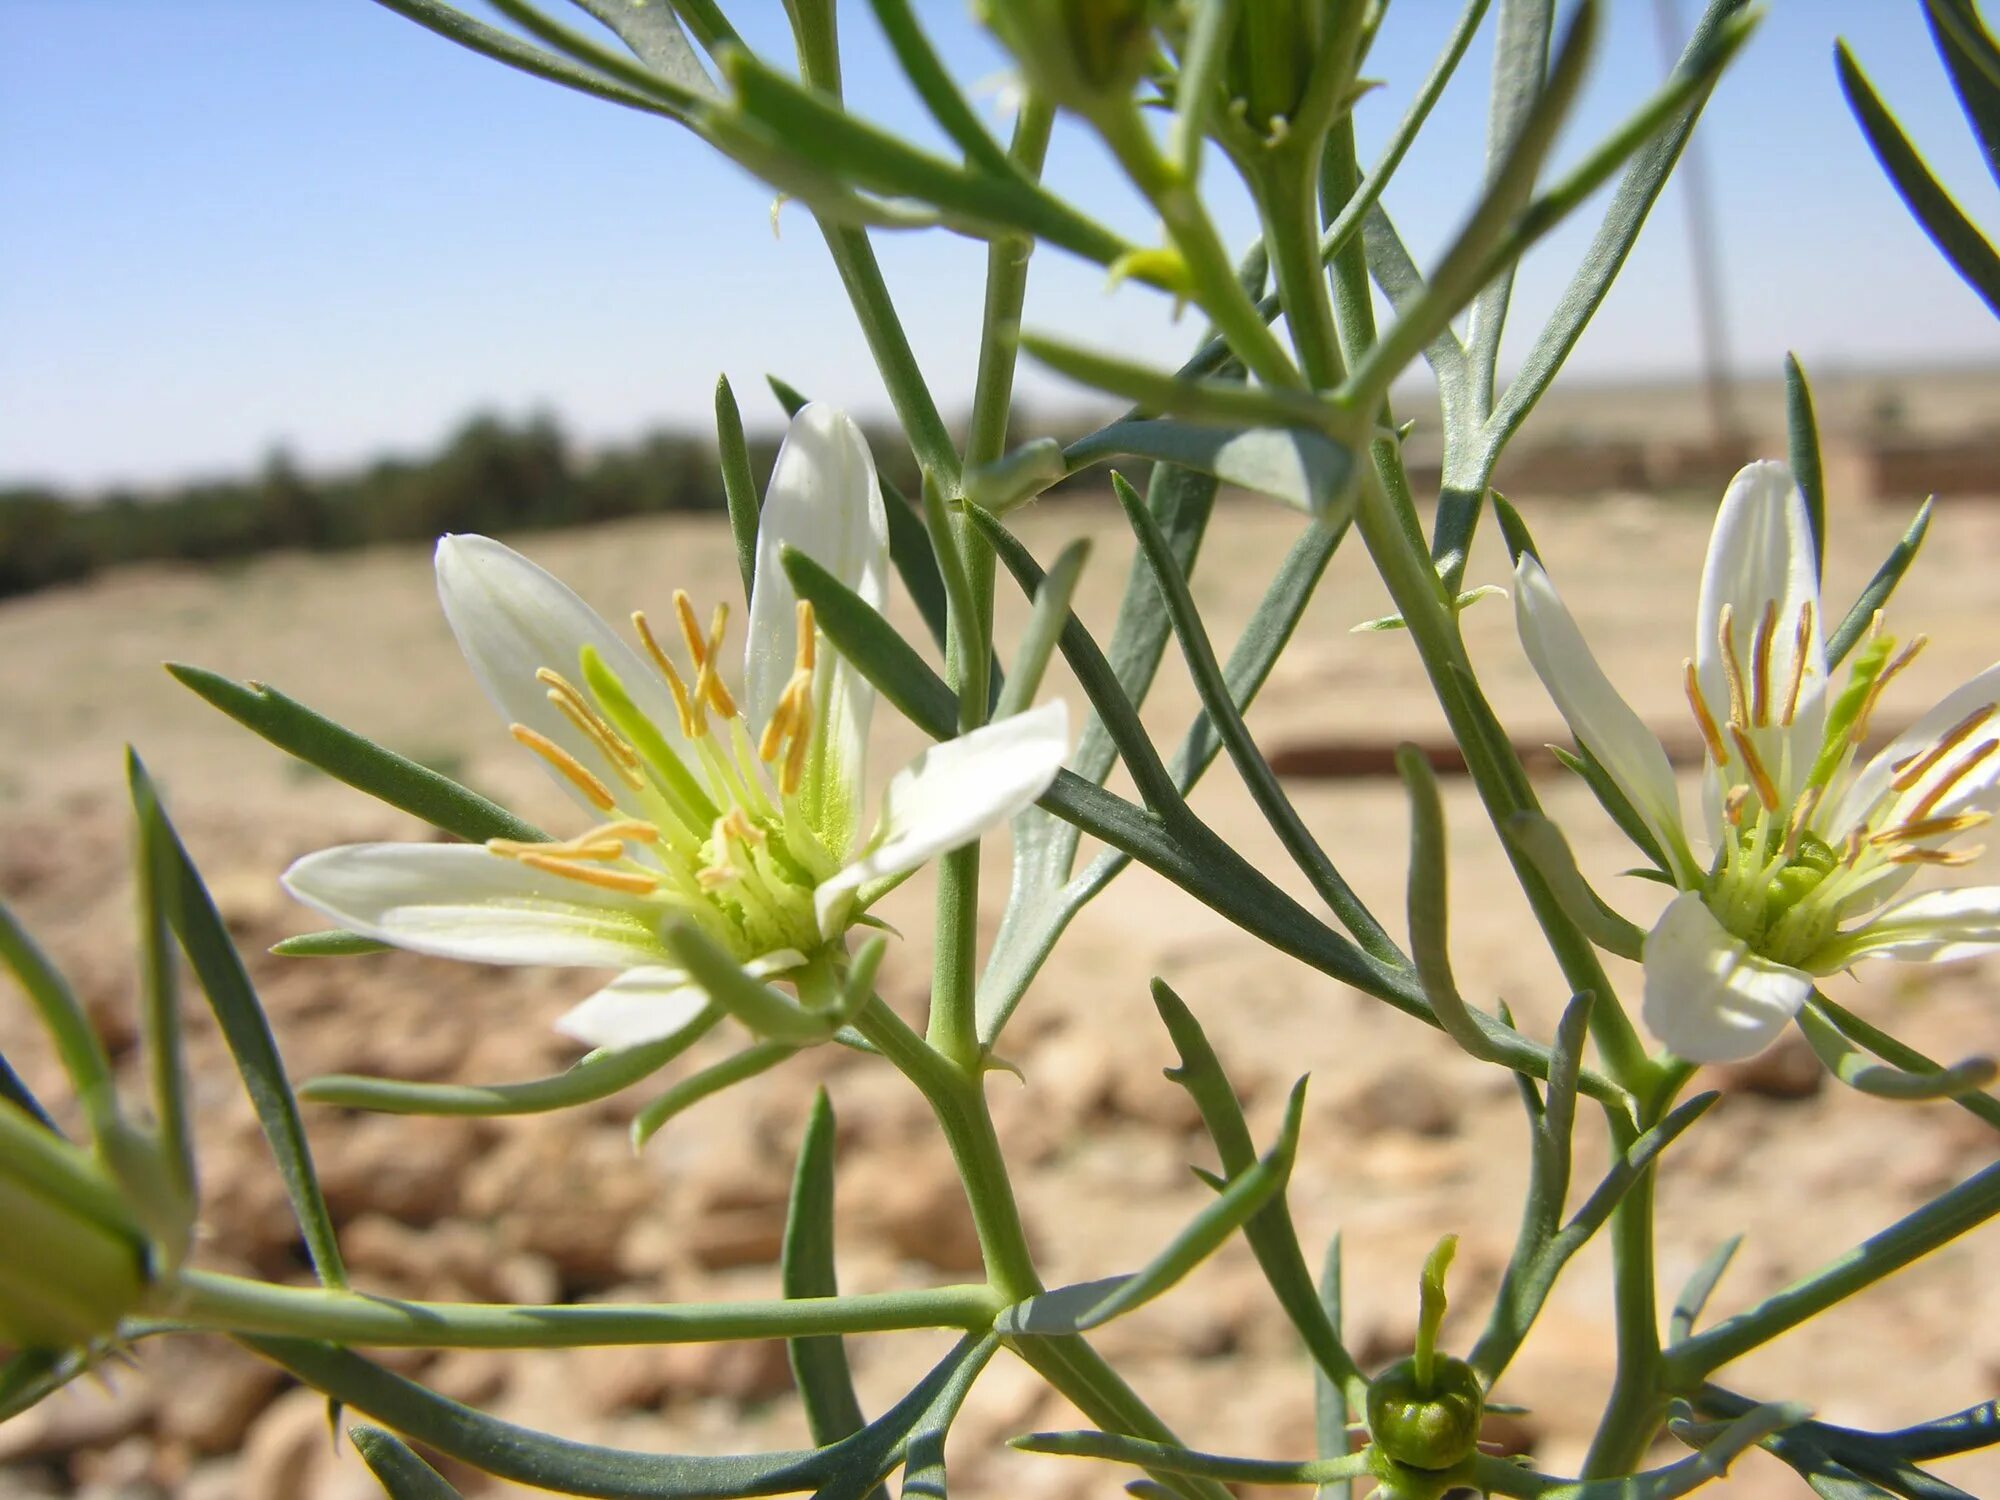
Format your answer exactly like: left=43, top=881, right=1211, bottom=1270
left=1831, top=662, right=2000, bottom=835
left=1694, top=462, right=1826, bottom=804
left=745, top=405, right=889, bottom=853
left=283, top=843, right=664, bottom=968
left=435, top=535, right=685, bottom=809
left=1819, top=885, right=2000, bottom=967
left=1513, top=554, right=1689, bottom=876
left=814, top=701, right=1070, bottom=936
left=1642, top=891, right=1813, bottom=1063
left=554, top=967, right=709, bottom=1050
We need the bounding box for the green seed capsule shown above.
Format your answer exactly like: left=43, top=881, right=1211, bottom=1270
left=1365, top=1353, right=1485, bottom=1471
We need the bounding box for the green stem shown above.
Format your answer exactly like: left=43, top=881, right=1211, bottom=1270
left=1662, top=1152, right=2000, bottom=1387
left=1580, top=1115, right=1667, bottom=1476
left=927, top=96, right=1053, bottom=1074
left=157, top=1267, right=995, bottom=1348
left=1252, top=142, right=1346, bottom=391
left=1091, top=104, right=1301, bottom=391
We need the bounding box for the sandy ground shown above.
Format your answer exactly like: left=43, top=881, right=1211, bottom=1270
left=1, top=481, right=1997, bottom=1497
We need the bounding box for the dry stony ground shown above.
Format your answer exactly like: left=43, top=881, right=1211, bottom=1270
left=1, top=486, right=1996, bottom=1498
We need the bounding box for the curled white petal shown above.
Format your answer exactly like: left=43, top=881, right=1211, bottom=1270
left=1514, top=554, right=1689, bottom=877
left=745, top=404, right=889, bottom=853
left=435, top=535, right=686, bottom=806
left=283, top=843, right=664, bottom=968
left=814, top=700, right=1071, bottom=936
left=1694, top=462, right=1826, bottom=804
left=554, top=966, right=709, bottom=1050
left=1816, top=885, right=2000, bottom=968
left=1642, top=891, right=1813, bottom=1063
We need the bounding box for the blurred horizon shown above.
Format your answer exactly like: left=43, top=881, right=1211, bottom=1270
left=5, top=0, right=2000, bottom=490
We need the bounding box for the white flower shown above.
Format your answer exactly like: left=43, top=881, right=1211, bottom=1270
left=1516, top=460, right=2000, bottom=1063
left=284, top=404, right=1070, bottom=1051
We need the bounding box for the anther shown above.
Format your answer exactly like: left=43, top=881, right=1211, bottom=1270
left=1717, top=605, right=1749, bottom=728
left=1850, top=636, right=1926, bottom=748
left=674, top=591, right=708, bottom=670
left=1840, top=829, right=1865, bottom=867
left=590, top=819, right=661, bottom=845
left=1868, top=810, right=1993, bottom=846
left=782, top=684, right=812, bottom=796
left=633, top=610, right=680, bottom=683
left=661, top=658, right=702, bottom=739
left=1728, top=724, right=1779, bottom=810
left=540, top=673, right=644, bottom=788
left=1887, top=844, right=1985, bottom=867
left=1891, top=701, right=1994, bottom=792
left=1907, top=738, right=1999, bottom=823
left=1782, top=784, right=1824, bottom=857
left=795, top=600, right=817, bottom=672
left=1685, top=659, right=1729, bottom=767
left=1781, top=601, right=1814, bottom=728
left=515, top=851, right=661, bottom=894
left=1750, top=599, right=1779, bottom=727
left=489, top=835, right=627, bottom=863
left=510, top=724, right=616, bottom=810
left=1723, top=785, right=1751, bottom=827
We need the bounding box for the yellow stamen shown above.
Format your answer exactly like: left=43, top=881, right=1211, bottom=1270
left=696, top=864, right=736, bottom=891
left=1887, top=844, right=1985, bottom=867
left=719, top=807, right=765, bottom=846
left=1781, top=601, right=1814, bottom=727
left=1840, top=829, right=1865, bottom=867
left=1850, top=636, right=1927, bottom=748
left=1868, top=810, right=1993, bottom=846
left=633, top=610, right=679, bottom=682
left=795, top=600, right=817, bottom=671
left=758, top=692, right=795, bottom=764
left=589, top=819, right=661, bottom=845
left=515, top=851, right=660, bottom=893
left=1717, top=605, right=1749, bottom=728
left=487, top=836, right=627, bottom=862
left=1728, top=724, right=1779, bottom=810
left=1891, top=700, right=1994, bottom=792
left=674, top=591, right=708, bottom=670
left=543, top=687, right=646, bottom=791
left=698, top=603, right=739, bottom=719
left=783, top=683, right=813, bottom=796
left=1907, top=738, right=2000, bottom=823
left=1685, top=659, right=1729, bottom=767
left=510, top=724, right=616, bottom=811
left=1750, top=598, right=1779, bottom=727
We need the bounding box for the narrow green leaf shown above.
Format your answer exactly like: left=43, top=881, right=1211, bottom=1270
left=1491, top=491, right=1542, bottom=564
left=302, top=1011, right=718, bottom=1115
left=351, top=1426, right=464, bottom=1498
left=1170, top=0, right=1239, bottom=181
left=1798, top=1002, right=1996, bottom=1102
left=994, top=539, right=1089, bottom=721
left=890, top=1333, right=1001, bottom=1500
left=168, top=665, right=546, bottom=845
left=782, top=1089, right=871, bottom=1460
left=715, top=374, right=761, bottom=604
left=768, top=375, right=810, bottom=417
left=247, top=1333, right=991, bottom=1499
left=1398, top=747, right=1510, bottom=1062
left=0, top=1348, right=84, bottom=1425
left=1813, top=993, right=2000, bottom=1133
left=1840, top=40, right=2000, bottom=319
left=1065, top=418, right=1357, bottom=521
left=631, top=1040, right=796, bottom=1148
left=1150, top=980, right=1365, bottom=1397
left=139, top=787, right=347, bottom=1287
left=1312, top=1236, right=1351, bottom=1500
left=1549, top=744, right=1674, bottom=875
left=1557, top=1093, right=1718, bottom=1252
left=1118, top=474, right=1400, bottom=963
left=1927, top=0, right=2000, bottom=191
left=370, top=0, right=689, bottom=121
left=1668, top=1235, right=1742, bottom=1344
left=664, top=926, right=833, bottom=1043
left=1827, top=498, right=1934, bottom=668
left=0, top=904, right=121, bottom=1147
left=865, top=0, right=1011, bottom=175
left=128, top=756, right=195, bottom=1227
left=1502, top=812, right=1649, bottom=961
left=1786, top=353, right=1828, bottom=579
left=1487, top=0, right=1754, bottom=455
left=1022, top=332, right=1331, bottom=431
left=485, top=0, right=704, bottom=113
left=270, top=930, right=392, bottom=958
left=920, top=469, right=981, bottom=729
left=781, top=549, right=957, bottom=739
left=0, top=1050, right=57, bottom=1136
left=1009, top=1430, right=1362, bottom=1487
left=568, top=0, right=717, bottom=95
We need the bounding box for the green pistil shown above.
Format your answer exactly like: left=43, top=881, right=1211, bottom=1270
left=580, top=645, right=718, bottom=830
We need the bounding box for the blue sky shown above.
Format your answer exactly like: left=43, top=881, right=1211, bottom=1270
left=2, top=1, right=1994, bottom=488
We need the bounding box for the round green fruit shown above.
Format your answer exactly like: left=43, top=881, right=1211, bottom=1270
left=1365, top=1353, right=1485, bottom=1471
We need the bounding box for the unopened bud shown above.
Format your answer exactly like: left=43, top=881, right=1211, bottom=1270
left=978, top=0, right=1156, bottom=114
left=0, top=1119, right=149, bottom=1354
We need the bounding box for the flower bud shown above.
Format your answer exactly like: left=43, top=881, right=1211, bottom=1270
left=0, top=1116, right=150, bottom=1354
left=1365, top=1352, right=1485, bottom=1471
left=977, top=0, right=1156, bottom=115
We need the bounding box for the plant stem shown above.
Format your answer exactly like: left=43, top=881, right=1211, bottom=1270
left=1252, top=142, right=1346, bottom=391
left=927, top=96, right=1053, bottom=1074
left=1580, top=1115, right=1667, bottom=1476
left=156, top=1268, right=995, bottom=1348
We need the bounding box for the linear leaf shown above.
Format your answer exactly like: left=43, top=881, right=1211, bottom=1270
left=782, top=550, right=958, bottom=739
left=1786, top=353, right=1828, bottom=578
left=1668, top=1235, right=1743, bottom=1344
left=1312, top=1236, right=1351, bottom=1500
left=140, top=786, right=347, bottom=1287
left=168, top=665, right=545, bottom=844
left=270, top=930, right=392, bottom=958
left=566, top=0, right=716, bottom=95
left=1799, top=1001, right=1996, bottom=1102
left=715, top=373, right=760, bottom=603
left=351, top=1426, right=464, bottom=1498
left=1927, top=0, right=2000, bottom=190
left=1065, top=418, right=1357, bottom=521
left=1827, top=498, right=1933, bottom=668
left=783, top=1088, right=872, bottom=1462
left=0, top=904, right=121, bottom=1146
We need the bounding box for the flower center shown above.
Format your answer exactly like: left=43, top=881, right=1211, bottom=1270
left=1690, top=613, right=1995, bottom=967
left=484, top=592, right=834, bottom=962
